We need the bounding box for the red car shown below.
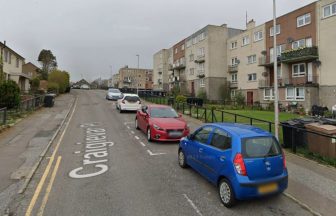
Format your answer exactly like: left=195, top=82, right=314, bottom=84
left=135, top=105, right=190, bottom=142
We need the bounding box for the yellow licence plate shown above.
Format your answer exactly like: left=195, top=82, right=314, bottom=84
left=258, top=183, right=278, bottom=194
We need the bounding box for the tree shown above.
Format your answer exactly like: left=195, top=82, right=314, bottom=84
left=48, top=70, right=70, bottom=94
left=218, top=82, right=231, bottom=102
left=234, top=91, right=245, bottom=107
left=197, top=89, right=207, bottom=101
left=38, top=50, right=57, bottom=80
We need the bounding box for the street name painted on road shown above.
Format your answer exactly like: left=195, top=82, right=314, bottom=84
left=69, top=122, right=114, bottom=179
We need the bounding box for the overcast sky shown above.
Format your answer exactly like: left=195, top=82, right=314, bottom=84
left=1, top=0, right=316, bottom=82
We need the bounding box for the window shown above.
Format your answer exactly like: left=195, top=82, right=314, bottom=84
left=323, top=2, right=336, bottom=18
left=264, top=88, right=274, bottom=100
left=231, top=57, right=238, bottom=66
left=175, top=48, right=178, bottom=54
left=8, top=53, right=11, bottom=64
left=297, top=13, right=311, bottom=27
left=210, top=128, right=232, bottom=150
left=247, top=55, right=256, bottom=64
left=199, top=62, right=205, bottom=70
left=190, top=68, right=194, bottom=75
left=199, top=78, right=205, bottom=87
left=270, top=44, right=284, bottom=60
left=292, top=38, right=312, bottom=49
left=277, top=66, right=282, bottom=78
left=181, top=44, right=185, bottom=50
left=198, top=47, right=205, bottom=57
left=242, top=137, right=281, bottom=158
left=254, top=31, right=263, bottom=41
left=189, top=54, right=194, bottom=62
left=231, top=73, right=237, bottom=83
left=4, top=50, right=8, bottom=62
left=193, top=126, right=213, bottom=144
left=199, top=32, right=205, bottom=41
left=286, top=87, right=305, bottom=100
left=192, top=37, right=198, bottom=44
left=242, top=36, right=250, bottom=46
left=16, top=58, right=20, bottom=68
left=231, top=90, right=236, bottom=99
left=270, top=24, right=280, bottom=36
left=186, top=39, right=192, bottom=47
left=292, top=63, right=306, bottom=77
left=231, top=41, right=237, bottom=49
left=248, top=73, right=257, bottom=81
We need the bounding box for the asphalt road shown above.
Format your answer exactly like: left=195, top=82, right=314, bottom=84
left=12, top=90, right=312, bottom=216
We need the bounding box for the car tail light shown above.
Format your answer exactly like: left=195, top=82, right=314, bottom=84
left=233, top=153, right=247, bottom=176
left=282, top=152, right=287, bottom=169
left=122, top=100, right=125, bottom=104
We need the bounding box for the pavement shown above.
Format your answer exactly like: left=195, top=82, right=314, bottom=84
left=1, top=90, right=335, bottom=216
left=0, top=93, right=75, bottom=214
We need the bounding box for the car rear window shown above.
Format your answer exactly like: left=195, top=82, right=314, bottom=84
left=109, top=89, right=120, bottom=93
left=241, top=137, right=281, bottom=158
left=124, top=96, right=139, bottom=102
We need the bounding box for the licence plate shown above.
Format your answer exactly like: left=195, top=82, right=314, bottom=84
left=258, top=183, right=278, bottom=194
left=169, top=132, right=182, bottom=138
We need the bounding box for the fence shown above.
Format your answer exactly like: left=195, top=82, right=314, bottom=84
left=0, top=95, right=45, bottom=127
left=143, top=96, right=336, bottom=163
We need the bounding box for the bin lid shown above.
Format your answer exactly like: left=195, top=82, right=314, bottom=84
left=305, top=123, right=336, bottom=135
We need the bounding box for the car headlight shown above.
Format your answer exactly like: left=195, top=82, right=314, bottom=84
left=153, top=124, right=163, bottom=131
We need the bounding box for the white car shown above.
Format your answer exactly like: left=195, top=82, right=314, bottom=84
left=80, top=84, right=90, bottom=90
left=116, top=94, right=141, bottom=113
left=106, top=88, right=122, bottom=100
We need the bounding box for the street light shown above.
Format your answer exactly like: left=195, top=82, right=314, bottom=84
left=273, top=0, right=279, bottom=140
left=136, top=54, right=140, bottom=95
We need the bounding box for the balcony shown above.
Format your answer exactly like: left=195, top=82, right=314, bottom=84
left=194, top=54, right=205, bottom=63
left=197, top=70, right=205, bottom=78
left=258, top=55, right=281, bottom=67
left=228, top=65, right=238, bottom=73
left=123, top=78, right=132, bottom=84
left=258, top=79, right=283, bottom=88
left=258, top=76, right=319, bottom=88
left=281, top=46, right=318, bottom=63
left=173, top=60, right=186, bottom=70
left=229, top=81, right=238, bottom=88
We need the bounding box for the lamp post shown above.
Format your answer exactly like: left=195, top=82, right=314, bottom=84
left=273, top=0, right=279, bottom=140
left=136, top=54, right=140, bottom=94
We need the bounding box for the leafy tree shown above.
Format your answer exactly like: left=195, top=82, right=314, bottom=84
left=48, top=70, right=70, bottom=93
left=0, top=80, right=21, bottom=109
left=47, top=82, right=59, bottom=94
left=197, top=89, right=207, bottom=101
left=219, top=82, right=230, bottom=102
left=234, top=91, right=245, bottom=107
left=175, top=95, right=187, bottom=103
left=38, top=50, right=57, bottom=80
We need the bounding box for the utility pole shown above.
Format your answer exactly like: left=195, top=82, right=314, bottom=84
left=0, top=41, right=6, bottom=83
left=136, top=54, right=140, bottom=95
left=273, top=0, right=279, bottom=140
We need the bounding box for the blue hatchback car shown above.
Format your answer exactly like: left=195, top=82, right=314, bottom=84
left=178, top=123, right=288, bottom=207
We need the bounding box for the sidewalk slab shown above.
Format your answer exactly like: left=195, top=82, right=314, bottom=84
left=0, top=93, right=74, bottom=214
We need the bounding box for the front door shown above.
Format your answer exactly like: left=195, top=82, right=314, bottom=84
left=247, top=91, right=254, bottom=106
left=191, top=81, right=195, bottom=96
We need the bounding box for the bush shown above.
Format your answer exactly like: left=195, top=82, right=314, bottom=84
left=48, top=70, right=70, bottom=94
left=175, top=95, right=187, bottom=103
left=47, top=82, right=59, bottom=94
left=31, top=77, right=40, bottom=92
left=0, top=80, right=21, bottom=109
left=234, top=91, right=245, bottom=107
left=197, top=89, right=207, bottom=101
left=170, top=86, right=180, bottom=97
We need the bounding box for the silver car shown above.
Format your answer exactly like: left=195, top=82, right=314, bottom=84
left=106, top=88, right=122, bottom=100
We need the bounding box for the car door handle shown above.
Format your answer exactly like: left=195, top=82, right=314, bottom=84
left=199, top=148, right=203, bottom=153
left=219, top=156, right=226, bottom=161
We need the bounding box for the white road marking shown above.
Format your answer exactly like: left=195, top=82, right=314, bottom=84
left=74, top=151, right=81, bottom=154
left=124, top=122, right=134, bottom=125
left=127, top=126, right=130, bottom=129
left=146, top=150, right=166, bottom=156
left=131, top=131, right=135, bottom=134
left=183, top=194, right=203, bottom=216
left=135, top=136, right=140, bottom=140
left=76, top=142, right=82, bottom=145
left=140, top=142, right=146, bottom=147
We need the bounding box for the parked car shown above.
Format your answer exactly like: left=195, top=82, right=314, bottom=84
left=332, top=104, right=336, bottom=119
left=80, top=84, right=90, bottom=90
left=116, top=94, right=141, bottom=113
left=106, top=88, right=122, bottom=100
left=135, top=105, right=190, bottom=142
left=178, top=123, right=288, bottom=207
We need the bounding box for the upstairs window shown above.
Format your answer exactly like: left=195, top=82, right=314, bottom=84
left=247, top=73, right=257, bottom=81
left=254, top=31, right=263, bottom=41
left=323, top=2, right=336, bottom=18
left=231, top=41, right=237, bottom=49
left=270, top=24, right=280, bottom=36
left=247, top=55, right=257, bottom=64
left=231, top=73, right=237, bottom=83
left=292, top=63, right=306, bottom=77
left=242, top=36, right=250, bottom=46
left=297, top=13, right=311, bottom=27
left=231, top=57, right=238, bottom=66
left=199, top=32, right=205, bottom=41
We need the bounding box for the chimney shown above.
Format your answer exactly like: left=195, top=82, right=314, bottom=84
left=246, top=19, right=256, bottom=30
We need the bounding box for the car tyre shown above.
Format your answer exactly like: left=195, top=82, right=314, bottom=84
left=218, top=178, right=236, bottom=208
left=178, top=149, right=188, bottom=168
left=119, top=107, right=123, bottom=113
left=135, top=118, right=139, bottom=130
left=147, top=127, right=152, bottom=142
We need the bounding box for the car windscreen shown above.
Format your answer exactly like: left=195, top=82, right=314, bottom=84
left=241, top=137, right=281, bottom=158
left=124, top=96, right=139, bottom=102
left=108, top=89, right=120, bottom=93
left=150, top=107, right=178, bottom=118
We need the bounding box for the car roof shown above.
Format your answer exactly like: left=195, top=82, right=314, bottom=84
left=203, top=123, right=272, bottom=138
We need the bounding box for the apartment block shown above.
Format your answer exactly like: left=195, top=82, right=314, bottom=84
left=317, top=0, right=336, bottom=108
left=259, top=2, right=319, bottom=110
left=227, top=20, right=266, bottom=105
left=0, top=42, right=30, bottom=91
left=153, top=49, right=169, bottom=91
left=112, top=73, right=120, bottom=88
left=169, top=39, right=187, bottom=92
left=118, top=66, right=153, bottom=90
left=185, top=25, right=243, bottom=100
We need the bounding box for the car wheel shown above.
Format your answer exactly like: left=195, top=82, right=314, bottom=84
left=119, top=107, right=123, bottom=113
left=218, top=178, right=236, bottom=208
left=147, top=127, right=152, bottom=142
left=135, top=118, right=139, bottom=130
left=178, top=149, right=188, bottom=168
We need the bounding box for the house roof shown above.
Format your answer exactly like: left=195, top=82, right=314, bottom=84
left=0, top=42, right=25, bottom=60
